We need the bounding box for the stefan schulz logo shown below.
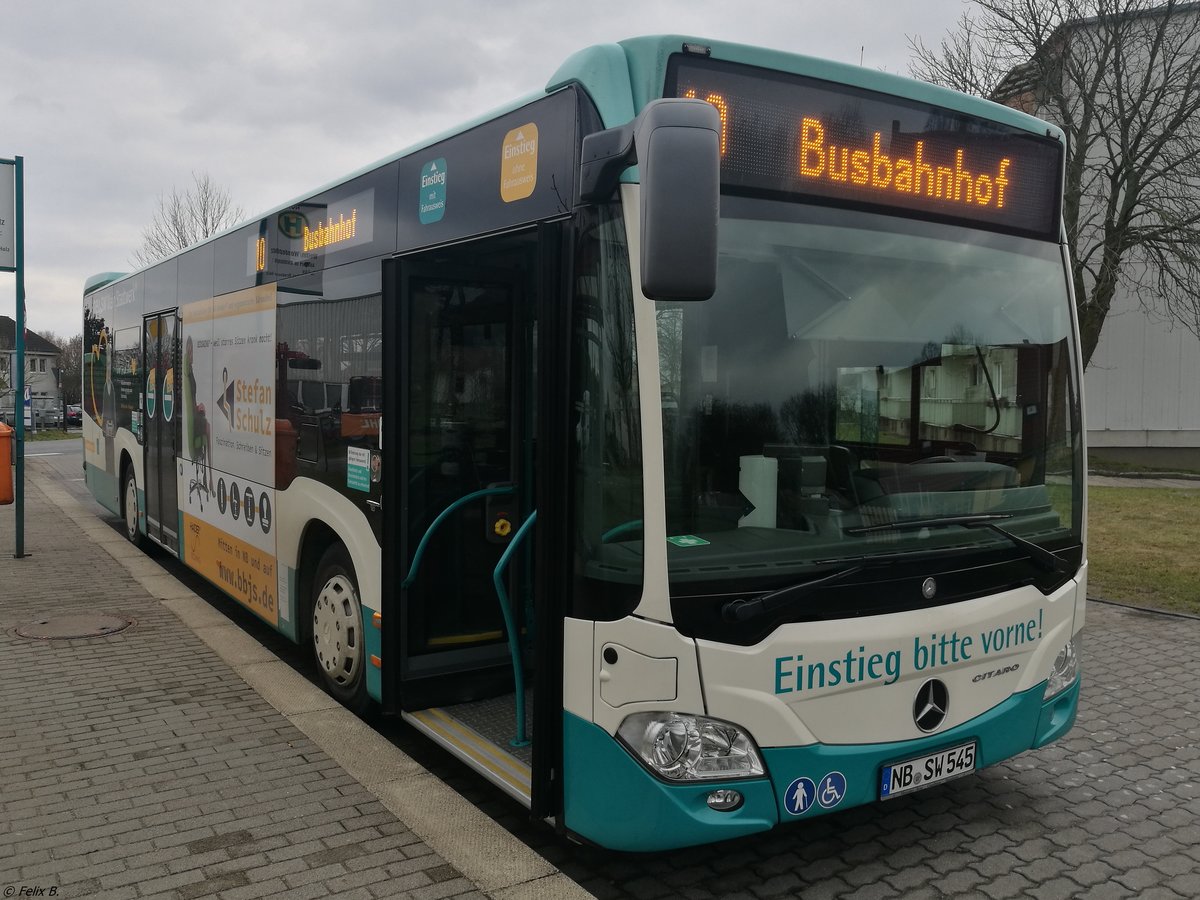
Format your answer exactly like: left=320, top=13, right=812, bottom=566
left=217, top=366, right=274, bottom=437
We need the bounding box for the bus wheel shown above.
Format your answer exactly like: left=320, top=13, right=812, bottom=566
left=121, top=466, right=145, bottom=549
left=311, top=544, right=370, bottom=715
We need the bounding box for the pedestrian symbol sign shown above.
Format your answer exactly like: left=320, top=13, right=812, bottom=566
left=783, top=777, right=817, bottom=815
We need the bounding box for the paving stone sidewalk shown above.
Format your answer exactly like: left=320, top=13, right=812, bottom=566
left=0, top=476, right=485, bottom=900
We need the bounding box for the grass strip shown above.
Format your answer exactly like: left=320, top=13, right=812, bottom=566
left=1088, top=485, right=1200, bottom=616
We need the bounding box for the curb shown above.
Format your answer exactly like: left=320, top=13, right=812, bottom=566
left=1088, top=595, right=1200, bottom=622
left=34, top=468, right=593, bottom=900
left=1089, top=470, right=1200, bottom=481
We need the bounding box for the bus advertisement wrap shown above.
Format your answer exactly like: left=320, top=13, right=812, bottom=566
left=180, top=284, right=280, bottom=625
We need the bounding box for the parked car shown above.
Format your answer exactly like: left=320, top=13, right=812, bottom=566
left=0, top=405, right=61, bottom=428
left=66, top=404, right=83, bottom=427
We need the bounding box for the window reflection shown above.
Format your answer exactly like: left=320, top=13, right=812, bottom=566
left=572, top=206, right=644, bottom=619
left=275, top=262, right=382, bottom=507
left=657, top=203, right=1081, bottom=590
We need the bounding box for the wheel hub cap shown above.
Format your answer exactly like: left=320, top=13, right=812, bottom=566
left=125, top=479, right=137, bottom=537
left=312, top=574, right=361, bottom=686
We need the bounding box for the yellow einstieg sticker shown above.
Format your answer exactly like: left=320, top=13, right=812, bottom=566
left=501, top=123, right=538, bottom=202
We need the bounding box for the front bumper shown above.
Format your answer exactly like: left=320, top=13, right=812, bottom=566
left=561, top=678, right=1080, bottom=852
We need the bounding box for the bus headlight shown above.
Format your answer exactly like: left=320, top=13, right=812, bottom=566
left=1043, top=637, right=1080, bottom=699
left=616, top=712, right=765, bottom=781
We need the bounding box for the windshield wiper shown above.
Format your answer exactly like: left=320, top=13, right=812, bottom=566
left=722, top=562, right=873, bottom=623
left=843, top=514, right=1069, bottom=574
left=718, top=537, right=1002, bottom=624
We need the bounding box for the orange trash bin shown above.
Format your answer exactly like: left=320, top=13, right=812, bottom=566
left=0, top=422, right=13, bottom=505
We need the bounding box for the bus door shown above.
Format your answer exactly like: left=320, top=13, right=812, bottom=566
left=391, top=241, right=537, bottom=703
left=142, top=310, right=181, bottom=552
left=382, top=225, right=568, bottom=815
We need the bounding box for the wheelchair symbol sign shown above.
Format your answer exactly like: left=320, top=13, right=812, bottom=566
left=817, top=771, right=847, bottom=809
left=782, top=776, right=817, bottom=816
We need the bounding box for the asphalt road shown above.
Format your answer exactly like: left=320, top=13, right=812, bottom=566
left=28, top=440, right=1200, bottom=899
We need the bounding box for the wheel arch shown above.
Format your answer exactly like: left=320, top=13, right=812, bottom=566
left=275, top=477, right=381, bottom=640
left=296, top=518, right=341, bottom=638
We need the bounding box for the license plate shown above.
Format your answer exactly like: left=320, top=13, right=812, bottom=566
left=880, top=741, right=976, bottom=800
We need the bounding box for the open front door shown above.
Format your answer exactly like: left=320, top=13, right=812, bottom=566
left=396, top=233, right=537, bottom=693
left=143, top=310, right=180, bottom=552
left=381, top=226, right=566, bottom=810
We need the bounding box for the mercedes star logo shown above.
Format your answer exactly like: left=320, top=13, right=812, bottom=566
left=913, top=678, right=949, bottom=732
left=921, top=576, right=937, bottom=599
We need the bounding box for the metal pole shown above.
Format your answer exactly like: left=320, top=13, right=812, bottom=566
left=13, top=155, right=24, bottom=558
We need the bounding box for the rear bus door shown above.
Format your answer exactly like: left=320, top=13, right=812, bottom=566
left=142, top=310, right=181, bottom=552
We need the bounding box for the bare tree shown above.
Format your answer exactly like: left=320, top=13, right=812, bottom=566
left=130, top=171, right=245, bottom=268
left=910, top=0, right=1200, bottom=368
left=42, top=331, right=83, bottom=407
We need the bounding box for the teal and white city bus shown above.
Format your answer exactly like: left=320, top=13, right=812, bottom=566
left=82, top=36, right=1084, bottom=851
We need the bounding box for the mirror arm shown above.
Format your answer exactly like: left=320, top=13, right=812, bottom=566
left=578, top=122, right=636, bottom=203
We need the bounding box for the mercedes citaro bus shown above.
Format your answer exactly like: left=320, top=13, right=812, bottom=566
left=82, top=36, right=1084, bottom=851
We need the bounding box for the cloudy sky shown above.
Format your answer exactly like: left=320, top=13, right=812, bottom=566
left=0, top=0, right=967, bottom=341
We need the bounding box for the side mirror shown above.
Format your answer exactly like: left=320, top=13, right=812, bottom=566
left=579, top=98, right=720, bottom=301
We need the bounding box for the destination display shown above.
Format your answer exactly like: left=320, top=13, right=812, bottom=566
left=667, top=55, right=1062, bottom=238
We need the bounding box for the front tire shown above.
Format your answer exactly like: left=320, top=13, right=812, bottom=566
left=311, top=544, right=371, bottom=716
left=121, top=466, right=145, bottom=549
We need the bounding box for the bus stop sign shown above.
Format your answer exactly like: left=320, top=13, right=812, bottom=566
left=0, top=160, right=14, bottom=271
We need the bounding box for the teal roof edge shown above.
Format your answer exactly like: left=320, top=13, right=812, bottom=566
left=83, top=272, right=128, bottom=295
left=93, top=35, right=1064, bottom=295
left=546, top=43, right=636, bottom=129
left=86, top=88, right=548, bottom=292
left=552, top=34, right=1064, bottom=143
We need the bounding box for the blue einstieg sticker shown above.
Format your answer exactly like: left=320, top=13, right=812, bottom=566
left=347, top=446, right=371, bottom=492
left=420, top=158, right=447, bottom=224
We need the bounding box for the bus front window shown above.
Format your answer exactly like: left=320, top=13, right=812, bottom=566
left=659, top=200, right=1082, bottom=637
left=570, top=205, right=645, bottom=621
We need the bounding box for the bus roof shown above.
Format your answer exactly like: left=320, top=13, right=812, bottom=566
left=83, top=272, right=128, bottom=296
left=87, top=35, right=1064, bottom=294
left=85, top=83, right=549, bottom=294
left=548, top=35, right=1065, bottom=143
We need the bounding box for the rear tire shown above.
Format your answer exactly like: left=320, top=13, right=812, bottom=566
left=310, top=543, right=372, bottom=716
left=121, top=465, right=146, bottom=549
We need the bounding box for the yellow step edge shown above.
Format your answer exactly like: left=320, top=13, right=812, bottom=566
left=410, top=709, right=530, bottom=794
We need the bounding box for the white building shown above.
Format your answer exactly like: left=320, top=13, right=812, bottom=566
left=0, top=314, right=63, bottom=419
left=994, top=4, right=1200, bottom=466
left=1086, top=292, right=1200, bottom=467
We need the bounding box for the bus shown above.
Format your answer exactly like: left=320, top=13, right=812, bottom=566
left=82, top=35, right=1084, bottom=852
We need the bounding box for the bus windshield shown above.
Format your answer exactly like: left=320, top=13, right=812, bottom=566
left=655, top=198, right=1081, bottom=609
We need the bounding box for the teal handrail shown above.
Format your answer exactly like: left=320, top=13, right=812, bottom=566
left=601, top=519, right=643, bottom=543
left=401, top=485, right=514, bottom=589
left=400, top=484, right=533, bottom=747
left=493, top=510, right=536, bottom=747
